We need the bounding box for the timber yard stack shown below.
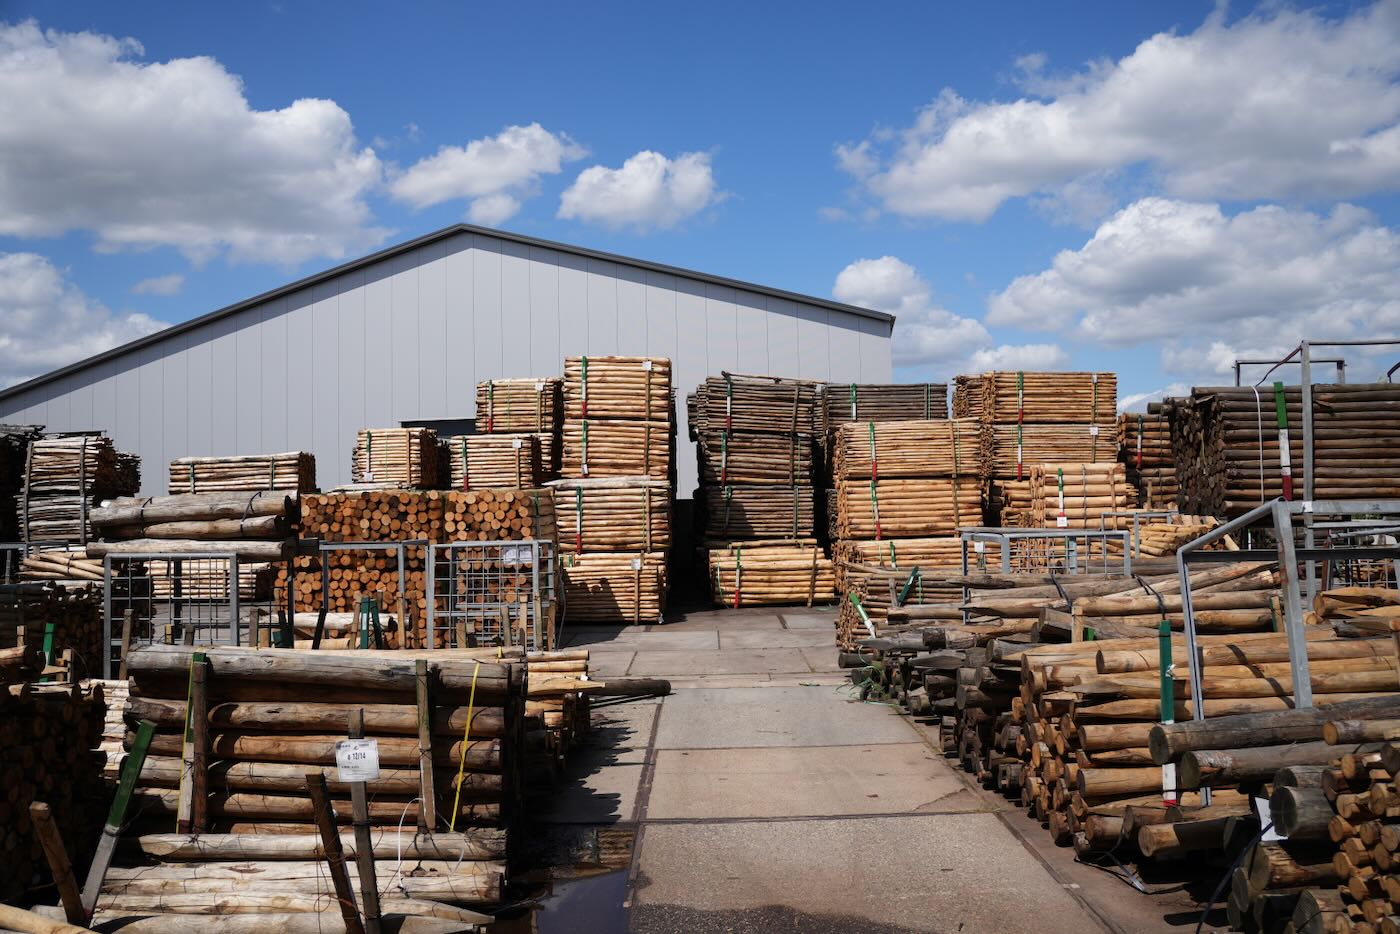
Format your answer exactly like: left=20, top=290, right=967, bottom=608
left=475, top=376, right=564, bottom=480
left=831, top=419, right=982, bottom=647
left=447, top=433, right=547, bottom=490
left=168, top=452, right=317, bottom=494
left=89, top=645, right=520, bottom=929
left=18, top=434, right=140, bottom=545
left=0, top=582, right=103, bottom=679
left=0, top=425, right=41, bottom=545
left=1026, top=462, right=1136, bottom=563
left=560, top=356, right=674, bottom=624
left=1118, top=408, right=1178, bottom=508
left=351, top=427, right=440, bottom=488
left=1169, top=382, right=1400, bottom=517
left=955, top=371, right=1118, bottom=526
left=688, top=373, right=829, bottom=607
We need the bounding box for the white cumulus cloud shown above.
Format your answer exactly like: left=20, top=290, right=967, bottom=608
left=838, top=1, right=1400, bottom=221
left=559, top=151, right=722, bottom=230
left=130, top=273, right=184, bottom=296
left=0, top=252, right=166, bottom=388
left=389, top=123, right=585, bottom=226
left=0, top=20, right=387, bottom=264
left=986, top=197, right=1400, bottom=381
left=965, top=343, right=1071, bottom=372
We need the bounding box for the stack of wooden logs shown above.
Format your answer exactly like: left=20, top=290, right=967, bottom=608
left=19, top=434, right=140, bottom=544
left=351, top=427, right=440, bottom=488
left=0, top=424, right=41, bottom=543
left=89, top=490, right=299, bottom=563
left=820, top=382, right=949, bottom=431
left=168, top=451, right=317, bottom=494
left=0, top=680, right=106, bottom=903
left=1168, top=382, right=1400, bottom=517
left=17, top=549, right=103, bottom=584
left=1027, top=462, right=1136, bottom=563
left=559, top=357, right=674, bottom=624
left=93, top=646, right=521, bottom=926
left=708, top=541, right=835, bottom=609
left=0, top=582, right=104, bottom=681
left=476, top=377, right=564, bottom=480
left=1118, top=408, right=1177, bottom=508
left=955, top=372, right=1118, bottom=523
left=446, top=433, right=547, bottom=490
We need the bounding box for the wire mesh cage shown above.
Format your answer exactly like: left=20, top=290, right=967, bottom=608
left=427, top=539, right=559, bottom=651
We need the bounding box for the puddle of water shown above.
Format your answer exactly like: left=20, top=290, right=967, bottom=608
left=491, top=869, right=630, bottom=934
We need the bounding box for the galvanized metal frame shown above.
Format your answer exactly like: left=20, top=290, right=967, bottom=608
left=1096, top=510, right=1179, bottom=557
left=101, top=551, right=241, bottom=678
left=959, top=527, right=1133, bottom=624
left=316, top=540, right=426, bottom=643
left=425, top=539, right=556, bottom=651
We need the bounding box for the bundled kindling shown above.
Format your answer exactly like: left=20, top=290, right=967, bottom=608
left=708, top=542, right=834, bottom=608
left=351, top=427, right=440, bottom=488
left=168, top=452, right=316, bottom=494
left=476, top=377, right=564, bottom=434
left=549, top=478, right=671, bottom=553
left=19, top=434, right=139, bottom=543
left=1117, top=409, right=1177, bottom=508
left=1168, top=382, right=1400, bottom=517
left=446, top=433, right=546, bottom=490
left=820, top=382, right=949, bottom=429
left=561, top=552, right=667, bottom=624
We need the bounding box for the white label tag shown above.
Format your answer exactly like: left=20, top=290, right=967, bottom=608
left=642, top=360, right=653, bottom=371
left=1056, top=515, right=1069, bottom=528
left=363, top=470, right=374, bottom=483
left=1255, top=796, right=1283, bottom=841
left=973, top=541, right=985, bottom=554
left=1302, top=501, right=1314, bottom=513
left=631, top=557, right=642, bottom=570
left=1089, top=426, right=1100, bottom=436
left=512, top=437, right=523, bottom=449
left=534, top=381, right=544, bottom=392
left=335, top=739, right=380, bottom=782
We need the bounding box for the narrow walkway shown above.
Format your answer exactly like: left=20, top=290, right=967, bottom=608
left=539, top=606, right=1208, bottom=933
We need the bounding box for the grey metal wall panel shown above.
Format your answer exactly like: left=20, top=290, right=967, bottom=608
left=0, top=231, right=892, bottom=493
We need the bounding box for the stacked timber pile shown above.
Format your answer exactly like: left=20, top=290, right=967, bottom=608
left=93, top=646, right=520, bottom=926
left=1133, top=514, right=1224, bottom=558
left=0, top=680, right=106, bottom=902
left=90, top=491, right=298, bottom=563
left=1170, top=382, right=1400, bottom=517
left=0, top=582, right=103, bottom=680
left=17, top=548, right=103, bottom=583
left=560, top=357, right=674, bottom=624
left=351, top=427, right=440, bottom=488
left=955, top=372, right=1117, bottom=523
left=1118, top=408, right=1177, bottom=508
left=476, top=377, right=564, bottom=479
left=831, top=419, right=981, bottom=641
left=0, top=425, right=41, bottom=543
left=446, top=433, right=547, bottom=489
left=19, top=434, right=139, bottom=544
left=168, top=451, right=317, bottom=494
left=708, top=541, right=835, bottom=609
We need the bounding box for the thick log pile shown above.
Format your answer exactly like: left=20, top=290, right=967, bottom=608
left=351, top=427, right=440, bottom=488
left=476, top=377, right=563, bottom=434
left=0, top=681, right=106, bottom=903
left=446, top=433, right=546, bottom=490
left=19, top=435, right=140, bottom=544
left=708, top=541, right=835, bottom=608
left=93, top=646, right=521, bottom=925
left=0, top=582, right=103, bottom=681
left=91, top=491, right=299, bottom=563
left=550, top=478, right=671, bottom=554
left=1168, top=383, right=1400, bottom=517
left=0, top=424, right=42, bottom=542
left=1118, top=409, right=1177, bottom=508
left=168, top=452, right=317, bottom=494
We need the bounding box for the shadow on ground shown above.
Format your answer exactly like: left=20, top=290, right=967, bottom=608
left=630, top=902, right=938, bottom=934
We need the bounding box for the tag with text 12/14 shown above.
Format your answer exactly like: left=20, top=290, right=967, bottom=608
left=335, top=738, right=381, bottom=782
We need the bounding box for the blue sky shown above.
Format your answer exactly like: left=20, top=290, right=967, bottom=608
left=2, top=0, right=1398, bottom=406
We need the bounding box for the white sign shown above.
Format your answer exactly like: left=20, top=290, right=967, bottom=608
left=642, top=360, right=653, bottom=371
left=1056, top=515, right=1069, bottom=528
left=630, top=557, right=642, bottom=570
left=1254, top=796, right=1283, bottom=841
left=973, top=541, right=985, bottom=554
left=1088, top=426, right=1100, bottom=436
left=335, top=739, right=380, bottom=782
left=534, top=381, right=545, bottom=392
left=512, top=437, right=523, bottom=449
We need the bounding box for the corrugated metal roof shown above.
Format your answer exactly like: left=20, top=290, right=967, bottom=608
left=0, top=223, right=893, bottom=401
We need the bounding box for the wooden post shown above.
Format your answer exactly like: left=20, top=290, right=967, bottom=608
left=415, top=659, right=437, bottom=830
left=83, top=719, right=156, bottom=916
left=348, top=709, right=383, bottom=934
left=190, top=653, right=209, bottom=832
left=28, top=803, right=83, bottom=924
left=305, top=772, right=366, bottom=934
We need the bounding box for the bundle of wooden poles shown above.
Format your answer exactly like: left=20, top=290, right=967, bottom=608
left=1028, top=462, right=1135, bottom=531
left=476, top=377, right=564, bottom=434
left=1167, top=383, right=1400, bottom=517
left=445, top=433, right=546, bottom=490
left=707, top=541, right=835, bottom=608
left=562, top=356, right=674, bottom=482
left=689, top=373, right=820, bottom=435
left=0, top=424, right=41, bottom=542
left=0, top=582, right=103, bottom=682
left=18, top=548, right=103, bottom=583
left=550, top=478, right=671, bottom=554
left=89, top=490, right=299, bottom=563
left=19, top=434, right=139, bottom=544
left=1118, top=408, right=1177, bottom=508
left=168, top=451, right=317, bottom=494
left=91, top=646, right=523, bottom=928
left=351, top=427, right=440, bottom=488
left=819, top=382, right=949, bottom=429
left=697, top=484, right=816, bottom=541
left=0, top=680, right=106, bottom=903
left=560, top=551, right=668, bottom=624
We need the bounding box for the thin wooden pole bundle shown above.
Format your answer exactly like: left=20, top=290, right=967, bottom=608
left=444, top=434, right=545, bottom=490
left=21, top=435, right=139, bottom=543
left=560, top=552, right=667, bottom=624
left=549, top=478, right=671, bottom=553
left=351, top=429, right=439, bottom=488
left=1117, top=409, right=1177, bottom=508
left=835, top=477, right=982, bottom=539
left=563, top=356, right=671, bottom=420
left=698, top=485, right=816, bottom=540
left=475, top=378, right=563, bottom=434
left=168, top=452, right=316, bottom=494
left=689, top=373, right=820, bottom=435
left=562, top=420, right=671, bottom=480
left=833, top=419, right=979, bottom=480
left=696, top=430, right=815, bottom=485
left=708, top=542, right=835, bottom=608
left=0, top=425, right=42, bottom=542
left=820, top=382, right=949, bottom=428
left=954, top=372, right=1118, bottom=423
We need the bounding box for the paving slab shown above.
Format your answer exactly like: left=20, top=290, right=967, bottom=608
left=627, top=648, right=812, bottom=678
left=654, top=686, right=915, bottom=749
left=798, top=645, right=842, bottom=673
left=778, top=610, right=839, bottom=630
left=585, top=651, right=635, bottom=678
left=632, top=813, right=1106, bottom=934
left=658, top=614, right=786, bottom=631
left=534, top=762, right=643, bottom=825
left=562, top=629, right=720, bottom=651
left=647, top=744, right=974, bottom=819
left=719, top=629, right=839, bottom=649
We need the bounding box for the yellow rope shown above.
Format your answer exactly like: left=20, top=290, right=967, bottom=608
left=449, top=662, right=481, bottom=831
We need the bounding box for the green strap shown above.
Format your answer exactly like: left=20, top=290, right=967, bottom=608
left=1158, top=620, right=1174, bottom=722
left=39, top=622, right=56, bottom=683
left=1272, top=381, right=1289, bottom=429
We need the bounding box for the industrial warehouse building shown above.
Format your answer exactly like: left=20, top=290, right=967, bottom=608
left=0, top=224, right=894, bottom=494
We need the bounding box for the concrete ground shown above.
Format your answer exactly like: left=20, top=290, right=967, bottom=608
left=530, top=604, right=1221, bottom=934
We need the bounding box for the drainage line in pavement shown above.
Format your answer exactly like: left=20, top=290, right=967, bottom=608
left=622, top=696, right=664, bottom=915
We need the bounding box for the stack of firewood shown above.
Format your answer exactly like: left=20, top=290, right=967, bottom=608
left=92, top=646, right=520, bottom=926
left=955, top=372, right=1117, bottom=522
left=1167, top=383, right=1400, bottom=517
left=475, top=377, right=564, bottom=480
left=18, top=434, right=139, bottom=544
left=351, top=427, right=440, bottom=488
left=168, top=452, right=317, bottom=494
left=560, top=357, right=674, bottom=624
left=0, top=680, right=107, bottom=903
left=446, top=433, right=547, bottom=490
left=1118, top=408, right=1177, bottom=508
left=0, top=582, right=103, bottom=681
left=0, top=425, right=41, bottom=543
